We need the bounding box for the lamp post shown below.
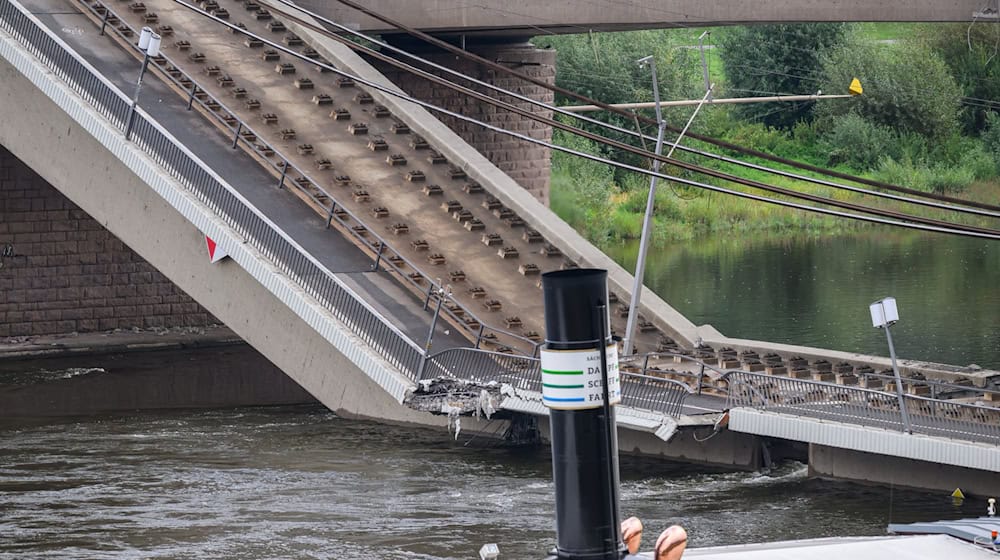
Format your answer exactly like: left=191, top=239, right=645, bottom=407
left=869, top=297, right=912, bottom=434
left=125, top=26, right=161, bottom=141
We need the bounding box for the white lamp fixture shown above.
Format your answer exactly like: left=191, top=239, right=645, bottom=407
left=869, top=296, right=899, bottom=328
left=145, top=32, right=161, bottom=57
left=137, top=26, right=152, bottom=50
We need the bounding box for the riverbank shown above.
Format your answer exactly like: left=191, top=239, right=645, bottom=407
left=550, top=147, right=1000, bottom=244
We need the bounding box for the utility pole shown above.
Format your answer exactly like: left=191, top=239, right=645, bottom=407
left=623, top=55, right=714, bottom=356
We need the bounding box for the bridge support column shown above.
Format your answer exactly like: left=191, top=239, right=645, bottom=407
left=809, top=443, right=999, bottom=496
left=372, top=40, right=555, bottom=205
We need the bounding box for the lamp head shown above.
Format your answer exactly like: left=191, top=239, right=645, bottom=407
left=138, top=26, right=152, bottom=50
left=146, top=32, right=162, bottom=57
left=637, top=55, right=653, bottom=69
left=869, top=297, right=899, bottom=329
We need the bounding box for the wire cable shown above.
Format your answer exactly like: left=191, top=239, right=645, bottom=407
left=326, top=0, right=1000, bottom=213
left=239, top=1, right=1000, bottom=233
left=168, top=1, right=1000, bottom=240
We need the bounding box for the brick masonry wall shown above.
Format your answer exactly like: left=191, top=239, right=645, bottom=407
left=0, top=145, right=216, bottom=338
left=372, top=43, right=556, bottom=205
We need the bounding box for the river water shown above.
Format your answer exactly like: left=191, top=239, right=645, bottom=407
left=0, top=405, right=980, bottom=559
left=604, top=230, right=1000, bottom=369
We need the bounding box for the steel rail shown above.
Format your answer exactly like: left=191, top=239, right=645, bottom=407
left=165, top=3, right=1000, bottom=240
left=243, top=1, right=1000, bottom=235
left=326, top=0, right=1000, bottom=214
left=0, top=0, right=431, bottom=378
left=266, top=0, right=999, bottom=220
left=77, top=0, right=542, bottom=356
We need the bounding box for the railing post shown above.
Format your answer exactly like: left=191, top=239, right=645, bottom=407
left=187, top=84, right=197, bottom=110
left=231, top=122, right=242, bottom=148
left=371, top=241, right=384, bottom=271
left=697, top=363, right=705, bottom=395
left=475, top=324, right=485, bottom=349
left=325, top=202, right=336, bottom=229
left=416, top=353, right=429, bottom=381
left=277, top=160, right=288, bottom=189
left=99, top=7, right=109, bottom=36
left=422, top=283, right=434, bottom=310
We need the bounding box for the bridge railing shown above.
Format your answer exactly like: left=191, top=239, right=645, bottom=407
left=72, top=0, right=541, bottom=357
left=422, top=347, right=694, bottom=418
left=724, top=371, right=1000, bottom=445
left=0, top=0, right=426, bottom=378
left=619, top=351, right=729, bottom=394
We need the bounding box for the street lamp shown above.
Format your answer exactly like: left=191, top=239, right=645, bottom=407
left=125, top=26, right=161, bottom=141
left=869, top=296, right=912, bottom=434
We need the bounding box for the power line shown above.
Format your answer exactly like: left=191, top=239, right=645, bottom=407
left=323, top=0, right=1000, bottom=213
left=257, top=0, right=1000, bottom=232
left=279, top=0, right=1000, bottom=219
left=169, top=0, right=1000, bottom=240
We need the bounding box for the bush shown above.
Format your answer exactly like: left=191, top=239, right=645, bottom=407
left=817, top=40, right=962, bottom=141
left=718, top=24, right=851, bottom=128
left=983, top=112, right=1000, bottom=172
left=874, top=156, right=977, bottom=194
left=822, top=112, right=899, bottom=169
left=921, top=24, right=1000, bottom=133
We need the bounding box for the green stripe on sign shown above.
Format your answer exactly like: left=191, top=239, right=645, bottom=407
left=542, top=369, right=583, bottom=375
left=542, top=383, right=585, bottom=389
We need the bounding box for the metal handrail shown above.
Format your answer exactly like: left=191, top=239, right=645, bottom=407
left=76, top=0, right=541, bottom=356
left=422, top=347, right=695, bottom=418
left=725, top=370, right=1000, bottom=445
left=0, top=0, right=425, bottom=377
left=620, top=350, right=730, bottom=394
left=859, top=370, right=1000, bottom=399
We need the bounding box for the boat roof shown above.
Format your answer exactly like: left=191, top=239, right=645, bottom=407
left=889, top=516, right=1000, bottom=544
left=634, top=534, right=997, bottom=560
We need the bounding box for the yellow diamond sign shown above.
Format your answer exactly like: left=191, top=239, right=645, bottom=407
left=849, top=78, right=863, bottom=96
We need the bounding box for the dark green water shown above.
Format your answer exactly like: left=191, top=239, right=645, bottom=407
left=604, top=230, right=999, bottom=369
left=0, top=406, right=981, bottom=559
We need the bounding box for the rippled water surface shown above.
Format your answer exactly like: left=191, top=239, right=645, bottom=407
left=605, top=231, right=999, bottom=369
left=0, top=405, right=979, bottom=559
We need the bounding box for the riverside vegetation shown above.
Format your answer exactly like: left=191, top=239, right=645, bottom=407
left=539, top=24, right=1000, bottom=244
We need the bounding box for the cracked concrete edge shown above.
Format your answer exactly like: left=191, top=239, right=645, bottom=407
left=272, top=2, right=701, bottom=348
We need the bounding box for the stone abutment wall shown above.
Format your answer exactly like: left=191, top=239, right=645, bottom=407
left=0, top=145, right=215, bottom=337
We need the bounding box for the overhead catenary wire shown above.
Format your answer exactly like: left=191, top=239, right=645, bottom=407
left=259, top=0, right=1000, bottom=220
left=325, top=0, right=1000, bottom=214
left=241, top=1, right=1000, bottom=231
left=168, top=0, right=1000, bottom=240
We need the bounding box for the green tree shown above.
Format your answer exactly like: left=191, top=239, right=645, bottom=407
left=921, top=23, right=1000, bottom=133
left=541, top=30, right=701, bottom=179
left=816, top=40, right=962, bottom=141
left=718, top=24, right=850, bottom=128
